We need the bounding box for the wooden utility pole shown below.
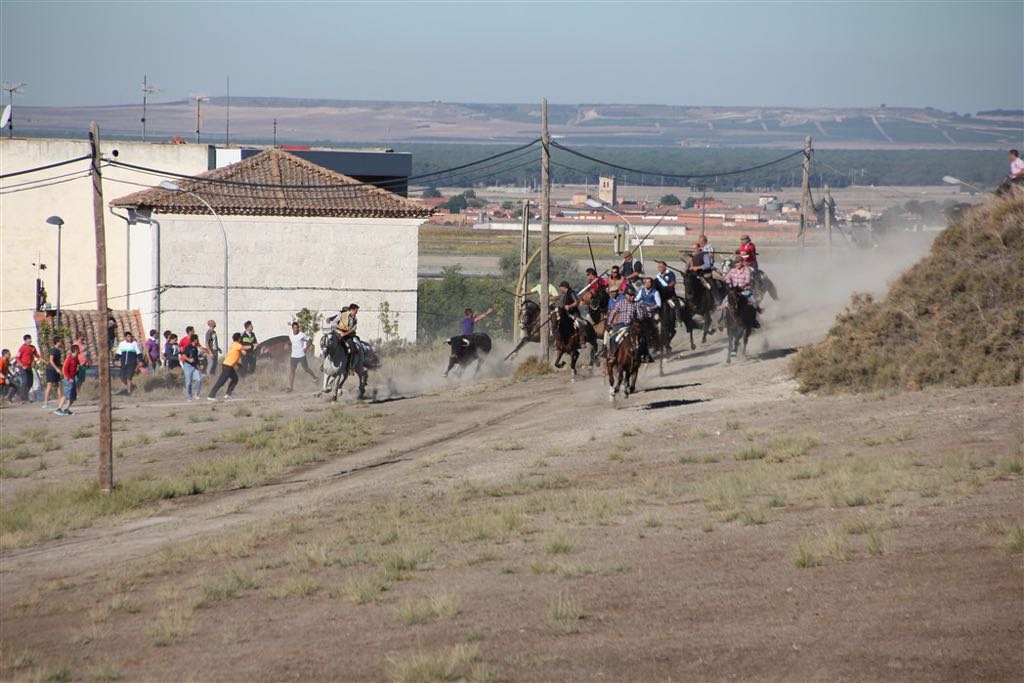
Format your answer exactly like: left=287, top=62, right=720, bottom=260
left=539, top=99, right=551, bottom=363
left=798, top=136, right=813, bottom=252
left=517, top=200, right=530, bottom=344
left=90, top=122, right=114, bottom=493
left=824, top=183, right=833, bottom=260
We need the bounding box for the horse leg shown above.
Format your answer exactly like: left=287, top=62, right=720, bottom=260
left=554, top=348, right=565, bottom=369
left=702, top=312, right=711, bottom=344
left=358, top=370, right=368, bottom=398
left=742, top=328, right=750, bottom=357
left=726, top=330, right=734, bottom=365
left=570, top=349, right=578, bottom=382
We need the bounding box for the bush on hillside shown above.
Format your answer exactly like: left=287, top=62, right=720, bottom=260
left=792, top=193, right=1024, bottom=393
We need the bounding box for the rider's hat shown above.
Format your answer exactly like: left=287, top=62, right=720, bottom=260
left=348, top=303, right=359, bottom=309
left=740, top=234, right=751, bottom=241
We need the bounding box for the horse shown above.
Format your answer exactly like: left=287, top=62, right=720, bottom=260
left=504, top=299, right=542, bottom=360
left=443, top=333, right=492, bottom=378
left=605, top=320, right=643, bottom=400
left=551, top=308, right=595, bottom=381
left=319, top=333, right=379, bottom=400
left=579, top=288, right=609, bottom=361
left=724, top=287, right=758, bottom=364
left=683, top=272, right=716, bottom=346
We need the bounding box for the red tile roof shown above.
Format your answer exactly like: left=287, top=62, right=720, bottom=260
left=110, top=149, right=432, bottom=219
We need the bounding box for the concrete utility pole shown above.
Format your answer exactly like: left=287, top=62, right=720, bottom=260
left=798, top=136, right=813, bottom=252
left=517, top=200, right=530, bottom=344
left=824, top=183, right=833, bottom=260
left=700, top=185, right=707, bottom=237
left=539, top=99, right=551, bottom=363
left=90, top=122, right=114, bottom=493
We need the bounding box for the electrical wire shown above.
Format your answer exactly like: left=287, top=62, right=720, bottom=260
left=0, top=165, right=96, bottom=191
left=0, top=154, right=92, bottom=180
left=549, top=141, right=804, bottom=180
left=103, top=138, right=541, bottom=191
left=0, top=171, right=93, bottom=195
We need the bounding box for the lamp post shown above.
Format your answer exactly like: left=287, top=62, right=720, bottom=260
left=158, top=181, right=228, bottom=333
left=585, top=198, right=644, bottom=268
left=942, top=175, right=986, bottom=195
left=45, top=216, right=64, bottom=328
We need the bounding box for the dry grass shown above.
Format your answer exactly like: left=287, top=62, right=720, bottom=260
left=387, top=644, right=485, bottom=683
left=511, top=356, right=553, bottom=381
left=397, top=593, right=462, bottom=625
left=793, top=193, right=1024, bottom=393
left=548, top=592, right=584, bottom=635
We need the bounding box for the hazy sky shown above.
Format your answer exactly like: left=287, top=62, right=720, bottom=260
left=2, top=1, right=1021, bottom=112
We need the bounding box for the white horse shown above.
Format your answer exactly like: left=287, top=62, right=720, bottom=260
left=318, top=334, right=379, bottom=401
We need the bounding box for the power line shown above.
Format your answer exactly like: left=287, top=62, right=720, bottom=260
left=0, top=171, right=94, bottom=195
left=103, top=138, right=541, bottom=192
left=0, top=165, right=98, bottom=191
left=549, top=142, right=803, bottom=180
left=0, top=154, right=92, bottom=179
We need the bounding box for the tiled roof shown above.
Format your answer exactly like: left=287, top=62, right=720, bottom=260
left=110, top=149, right=432, bottom=219
left=35, top=309, right=144, bottom=363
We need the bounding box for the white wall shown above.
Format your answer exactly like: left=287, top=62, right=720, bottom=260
left=0, top=138, right=209, bottom=348
left=136, top=215, right=420, bottom=344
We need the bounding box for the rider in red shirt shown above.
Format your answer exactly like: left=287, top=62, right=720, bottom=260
left=738, top=235, right=758, bottom=271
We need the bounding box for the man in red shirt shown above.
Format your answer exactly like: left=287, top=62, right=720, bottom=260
left=0, top=349, right=14, bottom=404
left=15, top=334, right=41, bottom=403
left=738, top=235, right=758, bottom=272
left=55, top=344, right=80, bottom=416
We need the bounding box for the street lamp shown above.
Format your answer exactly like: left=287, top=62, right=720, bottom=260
left=158, top=181, right=228, bottom=333
left=942, top=175, right=986, bottom=194
left=45, top=216, right=64, bottom=327
left=585, top=198, right=644, bottom=267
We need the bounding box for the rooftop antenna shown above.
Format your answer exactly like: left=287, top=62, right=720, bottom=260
left=141, top=76, right=161, bottom=142
left=190, top=93, right=209, bottom=143
left=273, top=118, right=277, bottom=146
left=225, top=75, right=230, bottom=146
left=1, top=81, right=28, bottom=138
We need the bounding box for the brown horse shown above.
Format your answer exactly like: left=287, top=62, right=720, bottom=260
left=606, top=320, right=643, bottom=400
left=724, top=287, right=758, bottom=364
left=551, top=308, right=585, bottom=381
left=683, top=272, right=716, bottom=346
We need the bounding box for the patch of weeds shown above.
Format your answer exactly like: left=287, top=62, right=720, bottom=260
left=0, top=465, right=32, bottom=479
left=11, top=446, right=38, bottom=460
left=998, top=456, right=1023, bottom=477
left=66, top=452, right=89, bottom=466
left=379, top=544, right=432, bottom=579
left=701, top=521, right=715, bottom=533
left=89, top=662, right=122, bottom=681
left=387, top=644, right=483, bottom=683
left=492, top=441, right=524, bottom=452
left=195, top=570, right=259, bottom=607
left=147, top=589, right=193, bottom=646
left=548, top=592, right=584, bottom=635
left=1003, top=524, right=1024, bottom=554
left=866, top=530, right=885, bottom=556
left=161, top=428, right=185, bottom=438
left=735, top=446, right=767, bottom=461
left=821, top=527, right=850, bottom=561
left=43, top=667, right=73, bottom=682
left=791, top=542, right=820, bottom=568
left=643, top=514, right=662, bottom=528
left=530, top=457, right=549, bottom=468
left=122, top=434, right=152, bottom=448
left=274, top=574, right=321, bottom=598
left=677, top=455, right=698, bottom=465
left=685, top=428, right=711, bottom=439
left=187, top=413, right=217, bottom=423
left=398, top=593, right=462, bottom=625
left=71, top=426, right=94, bottom=439
left=337, top=573, right=391, bottom=604
left=890, top=428, right=914, bottom=443
left=764, top=435, right=819, bottom=462
left=740, top=510, right=766, bottom=526
left=467, top=550, right=497, bottom=566
left=724, top=418, right=741, bottom=430
left=232, top=406, right=253, bottom=418
left=544, top=530, right=576, bottom=555
left=621, top=427, right=641, bottom=437
left=607, top=449, right=640, bottom=463
left=511, top=356, right=552, bottom=381
left=702, top=454, right=719, bottom=464
left=766, top=494, right=787, bottom=508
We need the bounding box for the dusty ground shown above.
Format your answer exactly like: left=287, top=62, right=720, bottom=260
left=1, top=325, right=1021, bottom=682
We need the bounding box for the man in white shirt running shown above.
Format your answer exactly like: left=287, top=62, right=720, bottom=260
left=287, top=321, right=318, bottom=392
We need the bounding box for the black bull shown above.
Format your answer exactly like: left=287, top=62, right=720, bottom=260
left=443, top=333, right=492, bottom=377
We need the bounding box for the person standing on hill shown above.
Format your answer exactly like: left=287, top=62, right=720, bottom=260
left=43, top=337, right=64, bottom=410
left=239, top=321, right=258, bottom=376
left=208, top=332, right=245, bottom=401
left=15, top=335, right=41, bottom=403
left=287, top=321, right=318, bottom=392
left=116, top=331, right=142, bottom=395
left=205, top=320, right=221, bottom=376
left=998, top=149, right=1024, bottom=195
left=54, top=344, right=79, bottom=416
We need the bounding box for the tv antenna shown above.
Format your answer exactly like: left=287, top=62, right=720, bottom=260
left=190, top=93, right=209, bottom=143
left=1, top=81, right=28, bottom=138
left=141, top=76, right=162, bottom=142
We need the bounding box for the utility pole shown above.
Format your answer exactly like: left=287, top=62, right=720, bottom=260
left=90, top=122, right=114, bottom=493
left=192, top=94, right=209, bottom=144
left=700, top=185, right=707, bottom=237
left=517, top=199, right=530, bottom=344
left=539, top=99, right=551, bottom=364
left=798, top=136, right=813, bottom=252
left=824, top=183, right=833, bottom=260
left=225, top=76, right=230, bottom=146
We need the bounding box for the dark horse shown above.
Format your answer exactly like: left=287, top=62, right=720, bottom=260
left=606, top=320, right=643, bottom=400
left=550, top=308, right=598, bottom=380
left=724, top=287, right=758, bottom=364
left=683, top=272, right=716, bottom=347
left=504, top=299, right=543, bottom=360
left=444, top=333, right=492, bottom=378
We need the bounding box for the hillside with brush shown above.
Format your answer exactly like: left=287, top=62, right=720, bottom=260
left=792, top=193, right=1024, bottom=393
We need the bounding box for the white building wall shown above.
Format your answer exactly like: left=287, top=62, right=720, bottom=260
left=142, top=215, right=420, bottom=344
left=0, top=138, right=209, bottom=348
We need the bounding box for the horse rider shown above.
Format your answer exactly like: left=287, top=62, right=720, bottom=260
left=333, top=303, right=360, bottom=371
left=654, top=260, right=683, bottom=323
left=461, top=307, right=494, bottom=336
left=724, top=256, right=762, bottom=315
left=698, top=234, right=716, bottom=268
left=620, top=250, right=644, bottom=285
left=687, top=242, right=715, bottom=289
left=636, top=277, right=662, bottom=317
left=556, top=281, right=582, bottom=327
left=582, top=268, right=610, bottom=324
left=608, top=288, right=654, bottom=363
left=738, top=235, right=759, bottom=274
left=516, top=282, right=559, bottom=305
left=606, top=265, right=627, bottom=295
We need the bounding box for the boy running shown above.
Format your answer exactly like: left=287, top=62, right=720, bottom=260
left=55, top=344, right=80, bottom=416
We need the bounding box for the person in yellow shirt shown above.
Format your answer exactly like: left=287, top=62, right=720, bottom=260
left=207, top=332, right=245, bottom=401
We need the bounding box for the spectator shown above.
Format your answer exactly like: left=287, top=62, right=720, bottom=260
left=55, top=344, right=80, bottom=416
left=239, top=321, right=258, bottom=377
left=207, top=332, right=244, bottom=401
left=106, top=310, right=117, bottom=350
left=72, top=334, right=90, bottom=388
left=181, top=333, right=202, bottom=401
left=144, top=329, right=161, bottom=371
left=43, top=337, right=65, bottom=410
left=287, top=321, right=318, bottom=392
left=0, top=349, right=15, bottom=404
left=116, top=331, right=142, bottom=395
left=165, top=333, right=181, bottom=370
left=15, top=335, right=41, bottom=403
left=205, top=320, right=221, bottom=376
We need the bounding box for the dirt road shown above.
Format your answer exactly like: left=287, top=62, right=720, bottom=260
left=1, top=328, right=1021, bottom=682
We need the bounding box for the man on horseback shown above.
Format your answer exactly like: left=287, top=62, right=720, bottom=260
left=724, top=257, right=762, bottom=322
left=654, top=260, right=682, bottom=322
left=636, top=277, right=662, bottom=317
left=621, top=251, right=644, bottom=286
left=606, top=265, right=627, bottom=296
left=334, top=303, right=360, bottom=372
left=738, top=235, right=759, bottom=273
left=608, top=288, right=654, bottom=364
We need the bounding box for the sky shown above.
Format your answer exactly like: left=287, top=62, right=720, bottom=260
left=2, top=1, right=1022, bottom=113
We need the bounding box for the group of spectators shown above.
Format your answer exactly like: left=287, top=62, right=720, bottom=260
left=2, top=333, right=88, bottom=415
